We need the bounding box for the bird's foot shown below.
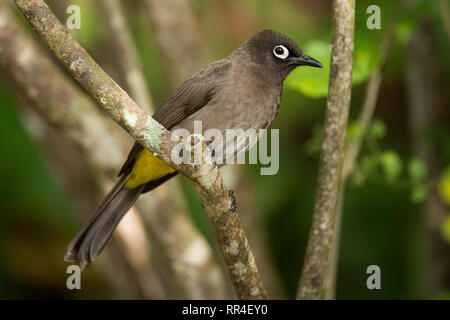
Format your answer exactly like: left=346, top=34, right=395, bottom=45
left=226, top=190, right=237, bottom=214
left=202, top=190, right=237, bottom=214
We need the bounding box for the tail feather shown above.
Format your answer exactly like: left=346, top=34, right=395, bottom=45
left=64, top=174, right=144, bottom=270
left=64, top=174, right=129, bottom=261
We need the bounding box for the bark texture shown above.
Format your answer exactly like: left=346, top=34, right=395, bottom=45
left=297, top=0, right=355, bottom=300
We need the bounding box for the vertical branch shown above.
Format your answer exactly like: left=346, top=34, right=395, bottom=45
left=323, top=19, right=399, bottom=299
left=297, top=0, right=355, bottom=300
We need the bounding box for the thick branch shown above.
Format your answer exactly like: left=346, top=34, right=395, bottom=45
left=297, top=0, right=355, bottom=300
left=15, top=0, right=267, bottom=299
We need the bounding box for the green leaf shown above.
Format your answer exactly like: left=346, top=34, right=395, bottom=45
left=410, top=184, right=428, bottom=203
left=369, top=119, right=387, bottom=139
left=380, top=151, right=402, bottom=182
left=287, top=37, right=379, bottom=98
left=286, top=40, right=331, bottom=98
left=358, top=155, right=378, bottom=181
left=347, top=121, right=364, bottom=141
left=408, top=158, right=427, bottom=184
left=304, top=125, right=324, bottom=156
left=396, top=19, right=414, bottom=44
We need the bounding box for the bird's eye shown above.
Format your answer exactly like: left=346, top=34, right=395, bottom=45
left=273, top=45, right=289, bottom=59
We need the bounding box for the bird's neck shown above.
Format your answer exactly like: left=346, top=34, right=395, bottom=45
left=234, top=61, right=285, bottom=92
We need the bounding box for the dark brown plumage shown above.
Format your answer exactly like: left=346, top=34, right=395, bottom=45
left=65, top=29, right=322, bottom=269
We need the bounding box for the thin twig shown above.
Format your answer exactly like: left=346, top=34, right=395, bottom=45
left=297, top=0, right=355, bottom=300
left=15, top=0, right=267, bottom=299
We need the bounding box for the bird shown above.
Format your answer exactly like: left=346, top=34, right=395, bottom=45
left=64, top=29, right=322, bottom=269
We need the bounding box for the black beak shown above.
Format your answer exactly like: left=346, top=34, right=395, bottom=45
left=295, top=54, right=323, bottom=68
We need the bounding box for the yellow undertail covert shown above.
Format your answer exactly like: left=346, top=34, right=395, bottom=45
left=124, top=149, right=175, bottom=189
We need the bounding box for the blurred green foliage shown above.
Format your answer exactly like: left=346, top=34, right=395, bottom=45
left=286, top=36, right=381, bottom=97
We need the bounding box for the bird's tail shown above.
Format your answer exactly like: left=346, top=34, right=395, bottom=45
left=64, top=173, right=145, bottom=270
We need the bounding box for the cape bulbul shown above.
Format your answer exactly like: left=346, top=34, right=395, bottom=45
left=65, top=30, right=322, bottom=269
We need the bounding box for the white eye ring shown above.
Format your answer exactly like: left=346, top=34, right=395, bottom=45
left=273, top=45, right=289, bottom=59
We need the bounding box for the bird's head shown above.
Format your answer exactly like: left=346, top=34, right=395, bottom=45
left=235, top=29, right=323, bottom=84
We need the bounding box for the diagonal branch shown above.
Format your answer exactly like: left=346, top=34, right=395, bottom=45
left=15, top=0, right=267, bottom=299
left=0, top=1, right=233, bottom=298
left=0, top=2, right=165, bottom=298
left=297, top=0, right=355, bottom=300
left=97, top=0, right=231, bottom=299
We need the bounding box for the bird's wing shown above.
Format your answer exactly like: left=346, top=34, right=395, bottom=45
left=118, top=59, right=232, bottom=177
left=152, top=59, right=231, bottom=128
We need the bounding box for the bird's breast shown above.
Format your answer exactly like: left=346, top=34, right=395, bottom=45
left=171, top=74, right=282, bottom=164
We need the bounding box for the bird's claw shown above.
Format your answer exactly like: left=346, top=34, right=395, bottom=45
left=211, top=159, right=217, bottom=170
left=226, top=190, right=237, bottom=214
